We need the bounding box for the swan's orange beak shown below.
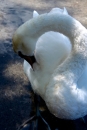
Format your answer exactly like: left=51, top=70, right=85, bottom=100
left=18, top=51, right=36, bottom=68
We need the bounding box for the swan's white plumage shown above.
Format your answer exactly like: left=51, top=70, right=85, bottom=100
left=24, top=7, right=71, bottom=98
left=50, top=7, right=68, bottom=15
left=13, top=7, right=87, bottom=120
left=24, top=30, right=71, bottom=97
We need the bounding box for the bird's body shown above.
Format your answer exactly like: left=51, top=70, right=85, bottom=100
left=13, top=8, right=87, bottom=120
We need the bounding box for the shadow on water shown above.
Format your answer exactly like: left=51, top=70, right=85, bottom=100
left=0, top=38, right=35, bottom=130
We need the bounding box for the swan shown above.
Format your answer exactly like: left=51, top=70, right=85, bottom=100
left=12, top=7, right=87, bottom=120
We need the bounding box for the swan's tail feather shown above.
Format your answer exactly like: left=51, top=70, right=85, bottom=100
left=63, top=7, right=68, bottom=15
left=33, top=10, right=39, bottom=18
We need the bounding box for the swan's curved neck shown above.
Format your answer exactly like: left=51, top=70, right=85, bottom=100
left=27, top=13, right=87, bottom=56
left=33, top=14, right=77, bottom=39
left=27, top=13, right=87, bottom=81
left=28, top=14, right=86, bottom=43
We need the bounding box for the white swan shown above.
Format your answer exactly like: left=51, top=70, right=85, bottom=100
left=12, top=7, right=87, bottom=120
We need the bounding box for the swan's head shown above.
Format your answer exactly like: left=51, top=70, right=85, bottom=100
left=12, top=25, right=36, bottom=56
left=12, top=10, right=40, bottom=56
left=12, top=10, right=40, bottom=68
left=12, top=20, right=38, bottom=67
